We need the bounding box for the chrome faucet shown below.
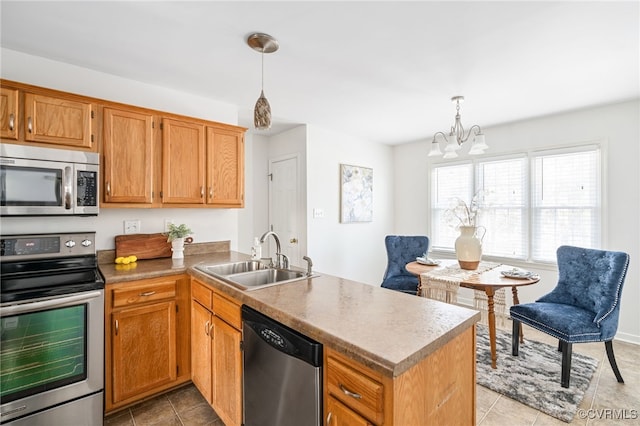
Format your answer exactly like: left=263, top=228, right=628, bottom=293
left=302, top=256, right=313, bottom=276
left=259, top=231, right=289, bottom=269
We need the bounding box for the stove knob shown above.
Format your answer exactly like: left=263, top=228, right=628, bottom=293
left=81, top=239, right=93, bottom=247
left=65, top=240, right=76, bottom=248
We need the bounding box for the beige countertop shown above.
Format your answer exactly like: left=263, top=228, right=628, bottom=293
left=100, top=248, right=480, bottom=377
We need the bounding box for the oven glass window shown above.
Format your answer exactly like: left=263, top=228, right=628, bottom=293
left=0, top=304, right=87, bottom=403
left=0, top=165, right=62, bottom=206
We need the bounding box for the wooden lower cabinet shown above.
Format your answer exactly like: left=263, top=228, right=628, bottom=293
left=325, top=325, right=476, bottom=425
left=105, top=274, right=191, bottom=413
left=191, top=278, right=243, bottom=426
left=326, top=395, right=373, bottom=426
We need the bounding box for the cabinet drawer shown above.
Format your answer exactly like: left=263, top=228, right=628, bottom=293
left=112, top=280, right=176, bottom=308
left=326, top=353, right=384, bottom=425
left=212, top=291, right=241, bottom=330
left=192, top=279, right=213, bottom=310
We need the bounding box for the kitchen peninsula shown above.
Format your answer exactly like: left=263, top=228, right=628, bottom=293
left=100, top=245, right=480, bottom=425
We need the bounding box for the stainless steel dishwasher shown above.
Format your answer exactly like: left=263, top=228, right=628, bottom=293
left=242, top=305, right=323, bottom=426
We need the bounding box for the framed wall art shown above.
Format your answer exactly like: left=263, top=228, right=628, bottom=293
left=340, top=164, right=373, bottom=223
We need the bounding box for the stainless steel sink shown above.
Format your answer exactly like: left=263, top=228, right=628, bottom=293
left=229, top=268, right=306, bottom=288
left=197, top=260, right=268, bottom=276
left=194, top=260, right=315, bottom=291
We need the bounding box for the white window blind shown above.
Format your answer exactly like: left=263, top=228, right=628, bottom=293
left=531, top=147, right=601, bottom=261
left=430, top=145, right=601, bottom=263
left=430, top=163, right=473, bottom=250
left=477, top=157, right=527, bottom=259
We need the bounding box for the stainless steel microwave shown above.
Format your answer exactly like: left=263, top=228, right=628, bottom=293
left=0, top=144, right=99, bottom=216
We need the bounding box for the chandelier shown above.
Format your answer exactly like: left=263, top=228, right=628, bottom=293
left=428, top=96, right=488, bottom=159
left=247, top=33, right=279, bottom=130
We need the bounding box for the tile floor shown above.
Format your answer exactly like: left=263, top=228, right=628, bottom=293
left=104, top=322, right=639, bottom=426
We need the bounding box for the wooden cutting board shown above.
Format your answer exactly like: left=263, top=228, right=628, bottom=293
left=115, top=233, right=172, bottom=260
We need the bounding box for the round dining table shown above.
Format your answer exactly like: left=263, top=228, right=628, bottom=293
left=406, top=259, right=540, bottom=369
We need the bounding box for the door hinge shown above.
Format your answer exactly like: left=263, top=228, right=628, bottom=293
left=160, top=191, right=163, bottom=199
left=160, top=122, right=164, bottom=130
left=176, top=305, right=179, bottom=313
left=91, top=110, right=95, bottom=119
left=177, top=365, right=179, bottom=375
left=268, top=173, right=273, bottom=181
left=152, top=121, right=155, bottom=129
left=240, top=340, right=244, bottom=351
left=91, top=134, right=94, bottom=143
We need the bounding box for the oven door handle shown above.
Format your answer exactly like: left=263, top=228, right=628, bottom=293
left=0, top=291, right=103, bottom=316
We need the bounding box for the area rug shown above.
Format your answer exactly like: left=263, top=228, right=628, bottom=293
left=475, top=325, right=599, bottom=423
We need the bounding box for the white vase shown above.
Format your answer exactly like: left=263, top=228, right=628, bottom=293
left=171, top=238, right=185, bottom=259
left=455, top=226, right=486, bottom=270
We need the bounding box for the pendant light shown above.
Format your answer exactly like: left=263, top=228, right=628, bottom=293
left=247, top=33, right=279, bottom=130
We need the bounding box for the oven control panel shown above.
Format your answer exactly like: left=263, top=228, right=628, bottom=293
left=0, top=233, right=96, bottom=260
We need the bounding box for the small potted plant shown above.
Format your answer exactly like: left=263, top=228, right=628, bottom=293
left=166, top=223, right=192, bottom=259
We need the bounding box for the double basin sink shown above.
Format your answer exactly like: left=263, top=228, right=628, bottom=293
left=195, top=260, right=314, bottom=291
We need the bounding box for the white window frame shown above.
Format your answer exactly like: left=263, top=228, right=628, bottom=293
left=428, top=142, right=605, bottom=267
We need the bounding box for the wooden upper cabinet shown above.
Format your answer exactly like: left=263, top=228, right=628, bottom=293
left=207, top=127, right=244, bottom=207
left=103, top=107, right=155, bottom=204
left=0, top=87, right=19, bottom=140
left=24, top=92, right=95, bottom=149
left=162, top=118, right=206, bottom=204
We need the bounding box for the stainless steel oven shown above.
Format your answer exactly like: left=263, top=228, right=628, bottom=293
left=0, top=233, right=104, bottom=425
left=0, top=144, right=99, bottom=216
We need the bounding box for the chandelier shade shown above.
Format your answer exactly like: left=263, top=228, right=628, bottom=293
left=247, top=33, right=279, bottom=130
left=428, top=96, right=487, bottom=158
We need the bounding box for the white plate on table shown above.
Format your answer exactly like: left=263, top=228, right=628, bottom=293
left=500, top=269, right=538, bottom=279
left=416, top=257, right=441, bottom=266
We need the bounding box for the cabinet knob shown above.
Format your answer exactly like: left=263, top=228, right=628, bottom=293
left=209, top=186, right=213, bottom=198
left=326, top=411, right=332, bottom=426
left=106, top=181, right=111, bottom=196
left=205, top=320, right=210, bottom=336
left=139, top=291, right=156, bottom=297
left=8, top=113, right=14, bottom=131
left=27, top=117, right=33, bottom=133
left=290, top=238, right=298, bottom=244
left=200, top=186, right=204, bottom=197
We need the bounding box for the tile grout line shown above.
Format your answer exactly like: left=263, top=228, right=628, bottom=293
left=477, top=393, right=502, bottom=424
left=166, top=394, right=185, bottom=426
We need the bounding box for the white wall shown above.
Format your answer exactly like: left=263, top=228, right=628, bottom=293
left=237, top=132, right=269, bottom=255
left=1, top=48, right=242, bottom=249
left=394, top=100, right=640, bottom=343
left=306, top=125, right=394, bottom=285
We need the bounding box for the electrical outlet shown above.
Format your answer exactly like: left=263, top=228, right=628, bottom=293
left=164, top=219, right=174, bottom=232
left=124, top=220, right=141, bottom=234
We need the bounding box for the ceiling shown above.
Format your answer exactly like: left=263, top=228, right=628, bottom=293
left=1, top=1, right=638, bottom=145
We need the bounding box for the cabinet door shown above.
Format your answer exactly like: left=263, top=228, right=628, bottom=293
left=0, top=87, right=19, bottom=140
left=212, top=316, right=243, bottom=426
left=111, top=301, right=177, bottom=403
left=191, top=300, right=213, bottom=404
left=103, top=107, right=154, bottom=203
left=206, top=127, right=244, bottom=206
left=326, top=396, right=374, bottom=426
left=24, top=93, right=94, bottom=149
left=162, top=118, right=205, bottom=203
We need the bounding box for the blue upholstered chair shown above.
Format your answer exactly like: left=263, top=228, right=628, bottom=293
left=380, top=235, right=429, bottom=295
left=510, top=245, right=630, bottom=388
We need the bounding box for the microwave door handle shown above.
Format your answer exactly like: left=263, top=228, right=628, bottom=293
left=0, top=291, right=103, bottom=316
left=64, top=165, right=73, bottom=210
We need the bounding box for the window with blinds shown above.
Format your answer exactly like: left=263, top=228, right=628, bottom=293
left=429, top=145, right=601, bottom=263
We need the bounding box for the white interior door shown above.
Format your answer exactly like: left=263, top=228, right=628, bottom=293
left=268, top=155, right=300, bottom=266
